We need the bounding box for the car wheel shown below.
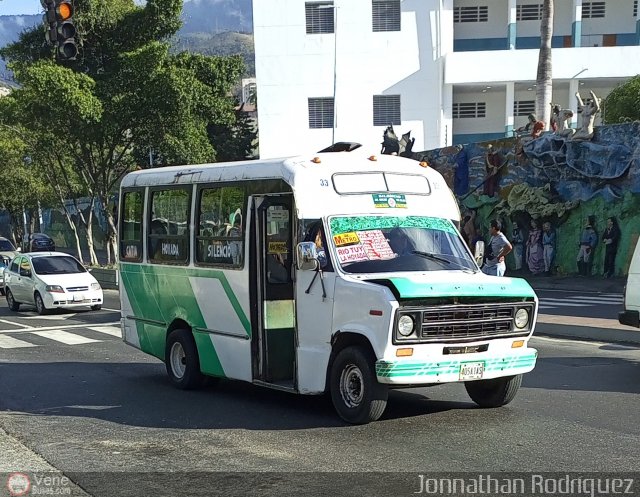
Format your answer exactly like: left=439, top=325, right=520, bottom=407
left=6, top=289, right=20, bottom=311
left=34, top=292, right=48, bottom=315
left=165, top=329, right=204, bottom=390
left=91, top=304, right=102, bottom=311
left=465, top=374, right=523, bottom=408
left=329, top=346, right=388, bottom=424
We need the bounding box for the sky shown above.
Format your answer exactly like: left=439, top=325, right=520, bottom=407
left=0, top=0, right=151, bottom=16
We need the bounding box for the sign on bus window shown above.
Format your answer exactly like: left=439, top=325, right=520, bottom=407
left=196, top=186, right=245, bottom=267
left=148, top=188, right=190, bottom=264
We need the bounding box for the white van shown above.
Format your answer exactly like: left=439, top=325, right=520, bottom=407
left=619, top=239, right=640, bottom=328
left=118, top=145, right=539, bottom=424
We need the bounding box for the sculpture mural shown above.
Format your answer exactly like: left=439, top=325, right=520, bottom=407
left=412, top=116, right=640, bottom=277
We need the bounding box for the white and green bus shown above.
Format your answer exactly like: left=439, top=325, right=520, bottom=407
left=118, top=146, right=538, bottom=424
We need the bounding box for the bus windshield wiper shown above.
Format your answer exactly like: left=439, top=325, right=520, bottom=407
left=410, top=251, right=451, bottom=265
left=410, top=251, right=478, bottom=273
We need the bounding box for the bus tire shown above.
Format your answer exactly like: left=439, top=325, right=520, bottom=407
left=329, top=346, right=388, bottom=424
left=165, top=329, right=204, bottom=390
left=465, top=374, right=522, bottom=408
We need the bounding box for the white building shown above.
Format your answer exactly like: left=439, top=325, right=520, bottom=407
left=253, top=0, right=640, bottom=158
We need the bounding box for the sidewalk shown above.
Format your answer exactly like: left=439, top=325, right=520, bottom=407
left=514, top=272, right=640, bottom=346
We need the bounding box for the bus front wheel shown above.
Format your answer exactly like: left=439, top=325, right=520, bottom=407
left=329, top=346, right=388, bottom=424
left=465, top=374, right=522, bottom=408
left=165, top=329, right=204, bottom=390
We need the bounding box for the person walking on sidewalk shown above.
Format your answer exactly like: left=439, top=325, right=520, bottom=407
left=542, top=222, right=556, bottom=276
left=602, top=216, right=620, bottom=278
left=482, top=219, right=512, bottom=277
left=577, top=222, right=597, bottom=276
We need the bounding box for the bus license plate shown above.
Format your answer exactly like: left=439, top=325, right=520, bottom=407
left=459, top=362, right=484, bottom=380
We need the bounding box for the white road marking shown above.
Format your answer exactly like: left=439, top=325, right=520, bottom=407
left=0, top=318, right=31, bottom=329
left=87, top=325, right=121, bottom=337
left=0, top=321, right=120, bottom=334
left=0, top=335, right=38, bottom=349
left=31, top=329, right=100, bottom=345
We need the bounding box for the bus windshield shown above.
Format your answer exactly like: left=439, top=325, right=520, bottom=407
left=328, top=215, right=477, bottom=273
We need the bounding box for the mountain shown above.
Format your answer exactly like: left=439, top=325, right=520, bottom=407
left=181, top=0, right=253, bottom=35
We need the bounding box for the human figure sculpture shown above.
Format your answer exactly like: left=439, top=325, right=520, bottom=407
left=571, top=90, right=601, bottom=141
left=550, top=104, right=575, bottom=137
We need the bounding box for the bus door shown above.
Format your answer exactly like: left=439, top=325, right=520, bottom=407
left=252, top=195, right=296, bottom=387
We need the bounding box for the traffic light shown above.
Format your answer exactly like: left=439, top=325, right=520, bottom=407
left=41, top=0, right=78, bottom=61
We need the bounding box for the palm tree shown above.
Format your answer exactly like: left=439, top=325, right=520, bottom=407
left=536, top=0, right=554, bottom=129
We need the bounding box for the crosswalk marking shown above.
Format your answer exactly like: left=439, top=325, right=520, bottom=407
left=539, top=294, right=623, bottom=310
left=0, top=335, right=38, bottom=349
left=87, top=325, right=121, bottom=337
left=31, top=329, right=100, bottom=345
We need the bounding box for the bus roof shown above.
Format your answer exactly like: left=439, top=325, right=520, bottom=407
left=120, top=149, right=460, bottom=220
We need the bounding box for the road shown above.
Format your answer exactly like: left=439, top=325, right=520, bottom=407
left=0, top=290, right=639, bottom=496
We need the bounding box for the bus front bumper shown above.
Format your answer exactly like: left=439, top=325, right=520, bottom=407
left=375, top=348, right=538, bottom=385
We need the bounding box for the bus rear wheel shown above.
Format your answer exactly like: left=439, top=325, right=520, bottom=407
left=165, top=329, right=204, bottom=390
left=329, top=346, right=388, bottom=424
left=465, top=374, right=522, bottom=408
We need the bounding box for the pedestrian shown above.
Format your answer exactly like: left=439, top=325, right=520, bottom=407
left=602, top=216, right=620, bottom=278
left=577, top=221, right=597, bottom=276
left=481, top=219, right=512, bottom=277
left=526, top=219, right=545, bottom=275
left=511, top=222, right=524, bottom=271
left=542, top=222, right=556, bottom=276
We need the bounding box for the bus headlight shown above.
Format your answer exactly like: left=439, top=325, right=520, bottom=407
left=398, top=315, right=415, bottom=337
left=514, top=308, right=529, bottom=329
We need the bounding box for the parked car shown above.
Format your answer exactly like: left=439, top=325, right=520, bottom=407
left=4, top=252, right=103, bottom=314
left=25, top=233, right=56, bottom=252
left=0, top=255, right=10, bottom=296
left=0, top=236, right=20, bottom=261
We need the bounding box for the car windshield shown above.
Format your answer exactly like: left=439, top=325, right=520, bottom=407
left=0, top=240, right=15, bottom=251
left=32, top=256, right=86, bottom=275
left=328, top=215, right=476, bottom=273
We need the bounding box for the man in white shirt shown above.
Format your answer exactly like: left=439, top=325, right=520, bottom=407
left=482, top=220, right=513, bottom=277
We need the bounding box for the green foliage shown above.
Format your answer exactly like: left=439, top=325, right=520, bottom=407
left=208, top=104, right=258, bottom=162
left=0, top=0, right=246, bottom=251
left=602, top=75, right=640, bottom=124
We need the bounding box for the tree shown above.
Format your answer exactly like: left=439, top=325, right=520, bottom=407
left=0, top=0, right=243, bottom=265
left=0, top=125, right=55, bottom=246
left=535, top=0, right=553, bottom=130
left=602, top=75, right=640, bottom=124
left=208, top=103, right=257, bottom=162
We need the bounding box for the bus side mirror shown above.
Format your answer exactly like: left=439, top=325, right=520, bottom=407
left=296, top=242, right=319, bottom=271
left=474, top=240, right=485, bottom=267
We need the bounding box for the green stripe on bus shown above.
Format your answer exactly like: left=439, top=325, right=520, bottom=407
left=120, top=263, right=251, bottom=377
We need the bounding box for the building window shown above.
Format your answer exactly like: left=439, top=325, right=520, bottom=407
left=372, top=0, right=401, bottom=32
left=373, top=94, right=401, bottom=126
left=452, top=102, right=486, bottom=119
left=305, top=2, right=334, bottom=34
left=516, top=3, right=543, bottom=21
left=454, top=6, right=489, bottom=23
left=513, top=100, right=536, bottom=116
left=634, top=0, right=638, bottom=17
left=582, top=2, right=605, bottom=18
left=309, top=97, right=334, bottom=128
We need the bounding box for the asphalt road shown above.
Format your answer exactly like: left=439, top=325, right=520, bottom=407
left=0, top=290, right=639, bottom=496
